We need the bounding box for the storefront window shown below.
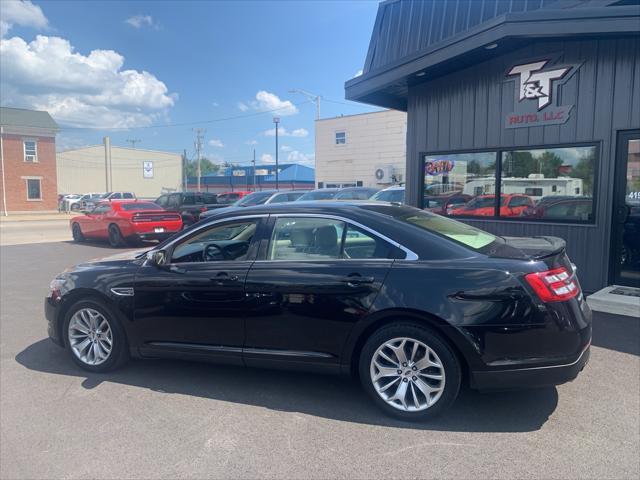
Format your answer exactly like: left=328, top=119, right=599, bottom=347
left=501, top=145, right=596, bottom=222
left=421, top=144, right=597, bottom=223
left=423, top=151, right=496, bottom=217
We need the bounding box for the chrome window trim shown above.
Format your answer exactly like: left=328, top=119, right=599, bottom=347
left=269, top=213, right=419, bottom=261
left=153, top=211, right=419, bottom=263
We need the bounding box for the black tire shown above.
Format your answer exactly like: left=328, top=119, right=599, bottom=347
left=108, top=224, right=125, bottom=248
left=72, top=223, right=85, bottom=242
left=359, top=322, right=461, bottom=421
left=62, top=298, right=129, bottom=373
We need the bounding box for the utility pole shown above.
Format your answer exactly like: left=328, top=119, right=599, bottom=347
left=126, top=138, right=141, bottom=149
left=193, top=129, right=205, bottom=192
left=288, top=89, right=321, bottom=120
left=273, top=117, right=280, bottom=190
left=252, top=149, right=256, bottom=191
left=182, top=149, right=187, bottom=191
left=103, top=136, right=111, bottom=191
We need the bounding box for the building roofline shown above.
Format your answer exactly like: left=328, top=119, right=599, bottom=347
left=315, top=108, right=402, bottom=122
left=56, top=144, right=181, bottom=155
left=345, top=5, right=640, bottom=109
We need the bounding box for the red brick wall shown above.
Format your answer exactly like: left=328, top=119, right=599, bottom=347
left=0, top=134, right=58, bottom=212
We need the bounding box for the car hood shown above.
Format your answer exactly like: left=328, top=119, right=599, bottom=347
left=72, top=248, right=149, bottom=269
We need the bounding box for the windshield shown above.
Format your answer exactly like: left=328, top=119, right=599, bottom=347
left=298, top=190, right=337, bottom=201
left=400, top=211, right=498, bottom=250
left=235, top=191, right=273, bottom=206
left=371, top=189, right=405, bottom=203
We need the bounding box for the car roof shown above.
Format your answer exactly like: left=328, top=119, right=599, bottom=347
left=199, top=200, right=414, bottom=219
left=379, top=185, right=404, bottom=191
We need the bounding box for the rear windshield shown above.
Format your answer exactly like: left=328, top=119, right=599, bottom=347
left=298, top=191, right=337, bottom=201
left=399, top=211, right=498, bottom=250
left=371, top=189, right=405, bottom=203
left=237, top=192, right=273, bottom=206
left=121, top=203, right=163, bottom=211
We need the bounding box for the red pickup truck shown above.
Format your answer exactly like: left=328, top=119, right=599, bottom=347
left=70, top=200, right=182, bottom=247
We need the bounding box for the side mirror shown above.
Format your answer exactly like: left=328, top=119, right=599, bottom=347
left=146, top=250, right=167, bottom=267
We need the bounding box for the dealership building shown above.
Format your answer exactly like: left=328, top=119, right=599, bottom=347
left=346, top=0, right=640, bottom=296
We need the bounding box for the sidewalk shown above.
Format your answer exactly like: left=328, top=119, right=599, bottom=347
left=0, top=212, right=74, bottom=223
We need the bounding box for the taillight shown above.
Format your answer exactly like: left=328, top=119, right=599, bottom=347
left=200, top=206, right=207, bottom=213
left=524, top=267, right=579, bottom=302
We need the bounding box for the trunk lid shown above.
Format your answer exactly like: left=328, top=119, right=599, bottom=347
left=487, top=235, right=571, bottom=270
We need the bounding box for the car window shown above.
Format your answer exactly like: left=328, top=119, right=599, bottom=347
left=155, top=195, right=168, bottom=207
left=343, top=224, right=405, bottom=259
left=509, top=196, right=531, bottom=207
left=203, top=193, right=217, bottom=204
left=171, top=220, right=258, bottom=264
left=400, top=211, right=498, bottom=251
left=268, top=193, right=288, bottom=204
left=123, top=192, right=134, bottom=199
left=91, top=204, right=111, bottom=214
left=297, top=191, right=337, bottom=201
left=268, top=217, right=403, bottom=260
left=121, top=202, right=162, bottom=211
left=288, top=192, right=304, bottom=201
left=269, top=217, right=345, bottom=260
left=182, top=194, right=195, bottom=205
left=167, top=194, right=180, bottom=209
left=111, top=193, right=122, bottom=199
left=371, top=189, right=405, bottom=203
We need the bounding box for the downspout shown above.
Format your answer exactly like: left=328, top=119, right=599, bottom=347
left=1, top=126, right=7, bottom=216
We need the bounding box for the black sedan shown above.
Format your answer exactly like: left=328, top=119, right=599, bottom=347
left=45, top=202, right=591, bottom=420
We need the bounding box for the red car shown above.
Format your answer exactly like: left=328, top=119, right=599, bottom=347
left=449, top=194, right=534, bottom=217
left=424, top=193, right=472, bottom=215
left=70, top=200, right=182, bottom=247
left=216, top=191, right=252, bottom=204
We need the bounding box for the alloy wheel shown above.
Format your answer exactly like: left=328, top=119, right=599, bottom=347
left=68, top=308, right=113, bottom=366
left=370, top=337, right=445, bottom=412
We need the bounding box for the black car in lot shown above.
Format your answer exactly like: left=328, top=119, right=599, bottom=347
left=154, top=191, right=224, bottom=228
left=45, top=202, right=591, bottom=420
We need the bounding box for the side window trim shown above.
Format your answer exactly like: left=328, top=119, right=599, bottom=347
left=258, top=213, right=418, bottom=262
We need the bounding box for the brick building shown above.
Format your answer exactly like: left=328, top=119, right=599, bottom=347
left=0, top=107, right=59, bottom=213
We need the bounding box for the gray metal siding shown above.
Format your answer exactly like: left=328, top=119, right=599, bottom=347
left=405, top=36, right=640, bottom=292
left=365, top=0, right=556, bottom=74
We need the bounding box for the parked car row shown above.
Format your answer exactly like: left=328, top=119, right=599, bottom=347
left=59, top=192, right=136, bottom=212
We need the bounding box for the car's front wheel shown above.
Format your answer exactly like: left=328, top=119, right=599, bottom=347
left=359, top=322, right=461, bottom=420
left=63, top=299, right=129, bottom=372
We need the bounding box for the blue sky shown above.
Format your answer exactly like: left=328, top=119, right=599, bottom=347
left=0, top=0, right=381, bottom=167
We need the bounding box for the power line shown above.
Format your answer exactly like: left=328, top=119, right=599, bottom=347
left=9, top=100, right=314, bottom=132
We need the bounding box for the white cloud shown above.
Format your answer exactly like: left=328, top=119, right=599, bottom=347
left=281, top=145, right=292, bottom=152
left=125, top=15, right=158, bottom=30
left=287, top=150, right=315, bottom=167
left=239, top=90, right=297, bottom=116
left=263, top=127, right=308, bottom=138
left=208, top=139, right=224, bottom=148
left=260, top=153, right=274, bottom=164
left=212, top=101, right=219, bottom=107
left=245, top=139, right=258, bottom=145
left=0, top=0, right=48, bottom=37
left=0, top=35, right=176, bottom=128
left=353, top=69, right=363, bottom=78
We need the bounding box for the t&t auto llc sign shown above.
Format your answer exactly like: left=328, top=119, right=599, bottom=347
left=504, top=58, right=580, bottom=129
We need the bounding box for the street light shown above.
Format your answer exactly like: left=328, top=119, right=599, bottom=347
left=288, top=89, right=321, bottom=120
left=273, top=116, right=280, bottom=190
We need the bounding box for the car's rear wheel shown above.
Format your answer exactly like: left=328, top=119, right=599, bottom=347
left=108, top=225, right=125, bottom=248
left=63, top=299, right=129, bottom=373
left=72, top=223, right=84, bottom=242
left=359, top=322, right=461, bottom=420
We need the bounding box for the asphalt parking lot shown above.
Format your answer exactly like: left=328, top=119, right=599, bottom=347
left=1, top=240, right=639, bottom=479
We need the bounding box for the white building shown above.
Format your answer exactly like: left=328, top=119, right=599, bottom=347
left=315, top=109, right=406, bottom=188
left=57, top=144, right=182, bottom=198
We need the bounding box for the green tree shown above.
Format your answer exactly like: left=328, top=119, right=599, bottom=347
left=571, top=150, right=595, bottom=195
left=184, top=157, right=220, bottom=178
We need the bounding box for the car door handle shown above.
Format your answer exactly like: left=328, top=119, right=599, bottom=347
left=211, top=272, right=239, bottom=285
left=341, top=275, right=375, bottom=287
